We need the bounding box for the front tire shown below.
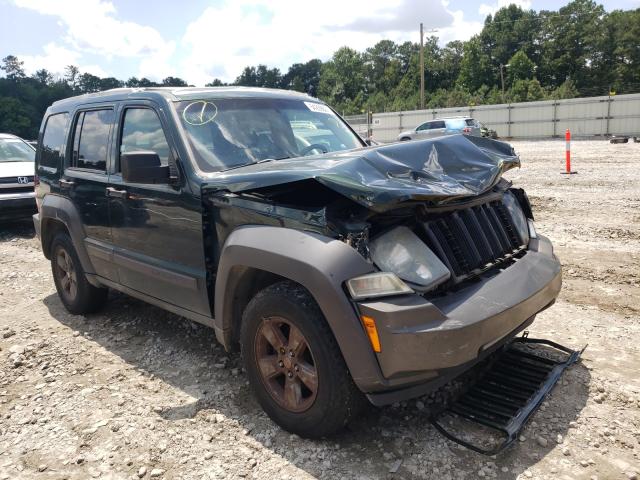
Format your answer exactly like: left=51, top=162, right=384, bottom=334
left=50, top=233, right=108, bottom=315
left=241, top=281, right=364, bottom=438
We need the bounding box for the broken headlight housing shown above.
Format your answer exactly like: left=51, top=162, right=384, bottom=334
left=368, top=226, right=450, bottom=292
left=346, top=272, right=413, bottom=300
left=502, top=191, right=530, bottom=245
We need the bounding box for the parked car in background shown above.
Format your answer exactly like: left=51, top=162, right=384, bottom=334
left=480, top=122, right=498, bottom=139
left=0, top=133, right=36, bottom=221
left=397, top=117, right=481, bottom=141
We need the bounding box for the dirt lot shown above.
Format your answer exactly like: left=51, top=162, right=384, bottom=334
left=1, top=139, right=639, bottom=480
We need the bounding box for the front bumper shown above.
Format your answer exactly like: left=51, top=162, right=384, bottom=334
left=356, top=235, right=561, bottom=405
left=0, top=192, right=37, bottom=221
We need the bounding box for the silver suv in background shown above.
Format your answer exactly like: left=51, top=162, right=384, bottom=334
left=398, top=117, right=481, bottom=141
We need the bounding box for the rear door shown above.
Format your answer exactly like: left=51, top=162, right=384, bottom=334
left=106, top=102, right=209, bottom=315
left=427, top=120, right=447, bottom=138
left=62, top=106, right=118, bottom=281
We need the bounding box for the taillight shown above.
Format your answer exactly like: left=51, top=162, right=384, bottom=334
left=463, top=127, right=472, bottom=134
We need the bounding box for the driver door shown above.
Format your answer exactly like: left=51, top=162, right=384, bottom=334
left=107, top=102, right=210, bottom=316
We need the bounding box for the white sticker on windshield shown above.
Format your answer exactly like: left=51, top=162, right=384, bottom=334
left=304, top=102, right=333, bottom=115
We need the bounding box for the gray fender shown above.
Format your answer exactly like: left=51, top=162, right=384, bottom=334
left=39, top=194, right=97, bottom=280
left=214, top=225, right=383, bottom=389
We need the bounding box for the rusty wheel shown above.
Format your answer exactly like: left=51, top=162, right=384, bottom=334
left=50, top=233, right=108, bottom=315
left=54, top=247, right=78, bottom=303
left=241, top=281, right=364, bottom=437
left=254, top=316, right=318, bottom=413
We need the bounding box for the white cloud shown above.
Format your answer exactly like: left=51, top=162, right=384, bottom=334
left=11, top=0, right=485, bottom=85
left=437, top=9, right=484, bottom=45
left=19, top=42, right=108, bottom=78
left=178, top=0, right=481, bottom=86
left=12, top=0, right=175, bottom=78
left=335, top=0, right=454, bottom=32
left=478, top=0, right=532, bottom=18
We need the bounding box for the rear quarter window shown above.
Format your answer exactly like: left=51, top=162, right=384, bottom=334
left=40, top=113, right=69, bottom=170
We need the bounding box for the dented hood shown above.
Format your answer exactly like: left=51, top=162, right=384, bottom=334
left=204, top=134, right=520, bottom=212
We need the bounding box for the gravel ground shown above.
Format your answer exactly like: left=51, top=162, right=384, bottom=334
left=1, top=139, right=639, bottom=480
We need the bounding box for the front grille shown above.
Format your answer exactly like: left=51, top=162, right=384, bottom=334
left=419, top=200, right=526, bottom=282
left=0, top=186, right=34, bottom=194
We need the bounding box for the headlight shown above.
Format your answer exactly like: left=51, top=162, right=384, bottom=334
left=369, top=226, right=450, bottom=292
left=346, top=272, right=413, bottom=300
left=502, top=191, right=529, bottom=245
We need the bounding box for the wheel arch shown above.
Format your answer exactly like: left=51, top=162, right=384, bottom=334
left=39, top=194, right=97, bottom=280
left=214, top=225, right=381, bottom=389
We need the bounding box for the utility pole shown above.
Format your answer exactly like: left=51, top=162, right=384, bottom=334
left=420, top=23, right=424, bottom=110
left=500, top=64, right=505, bottom=104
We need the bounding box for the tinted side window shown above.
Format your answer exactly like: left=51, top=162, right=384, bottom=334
left=40, top=113, right=69, bottom=169
left=120, top=108, right=170, bottom=168
left=465, top=119, right=476, bottom=126
left=416, top=122, right=431, bottom=131
left=431, top=121, right=446, bottom=129
left=72, top=109, right=113, bottom=171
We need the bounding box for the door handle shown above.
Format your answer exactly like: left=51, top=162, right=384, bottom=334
left=59, top=179, right=75, bottom=188
left=106, top=187, right=128, bottom=199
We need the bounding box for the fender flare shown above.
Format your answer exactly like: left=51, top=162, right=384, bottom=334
left=214, top=225, right=382, bottom=388
left=39, top=194, right=96, bottom=279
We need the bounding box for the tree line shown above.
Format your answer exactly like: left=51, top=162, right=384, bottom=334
left=1, top=0, right=638, bottom=139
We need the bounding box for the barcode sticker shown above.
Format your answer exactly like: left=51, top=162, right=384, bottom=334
left=304, top=102, right=333, bottom=114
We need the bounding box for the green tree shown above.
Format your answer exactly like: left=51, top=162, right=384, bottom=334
left=538, top=0, right=606, bottom=93
left=33, top=69, right=53, bottom=85
left=457, top=38, right=492, bottom=91
left=64, top=65, right=80, bottom=91
left=0, top=96, right=31, bottom=137
left=550, top=79, right=580, bottom=99
left=1, top=55, right=26, bottom=80
left=78, top=73, right=102, bottom=93
left=510, top=78, right=546, bottom=102
left=507, top=50, right=536, bottom=85
left=281, top=59, right=322, bottom=96
left=318, top=47, right=366, bottom=113
left=100, top=77, right=124, bottom=90
left=205, top=78, right=226, bottom=87
left=162, top=76, right=188, bottom=87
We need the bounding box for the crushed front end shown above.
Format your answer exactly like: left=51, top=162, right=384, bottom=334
left=350, top=184, right=562, bottom=404
left=203, top=135, right=563, bottom=403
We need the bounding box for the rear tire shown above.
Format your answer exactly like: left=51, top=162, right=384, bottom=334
left=400, top=137, right=411, bottom=141
left=50, top=233, right=108, bottom=315
left=240, top=281, right=364, bottom=438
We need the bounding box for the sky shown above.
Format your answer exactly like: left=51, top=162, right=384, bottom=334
left=1, top=0, right=638, bottom=86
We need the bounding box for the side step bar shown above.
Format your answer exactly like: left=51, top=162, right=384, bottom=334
left=430, top=334, right=585, bottom=455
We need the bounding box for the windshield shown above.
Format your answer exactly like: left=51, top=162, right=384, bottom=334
left=175, top=98, right=363, bottom=172
left=0, top=138, right=35, bottom=163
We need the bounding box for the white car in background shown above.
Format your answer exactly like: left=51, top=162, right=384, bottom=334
left=0, top=133, right=36, bottom=222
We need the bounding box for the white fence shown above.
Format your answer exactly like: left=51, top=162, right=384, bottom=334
left=346, top=93, right=640, bottom=143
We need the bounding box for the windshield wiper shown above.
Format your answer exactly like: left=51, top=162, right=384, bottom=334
left=221, top=155, right=291, bottom=172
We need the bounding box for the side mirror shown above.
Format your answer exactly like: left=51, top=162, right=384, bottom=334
left=121, top=151, right=170, bottom=184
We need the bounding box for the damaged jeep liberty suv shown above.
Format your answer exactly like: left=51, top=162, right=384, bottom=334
left=33, top=87, right=561, bottom=438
